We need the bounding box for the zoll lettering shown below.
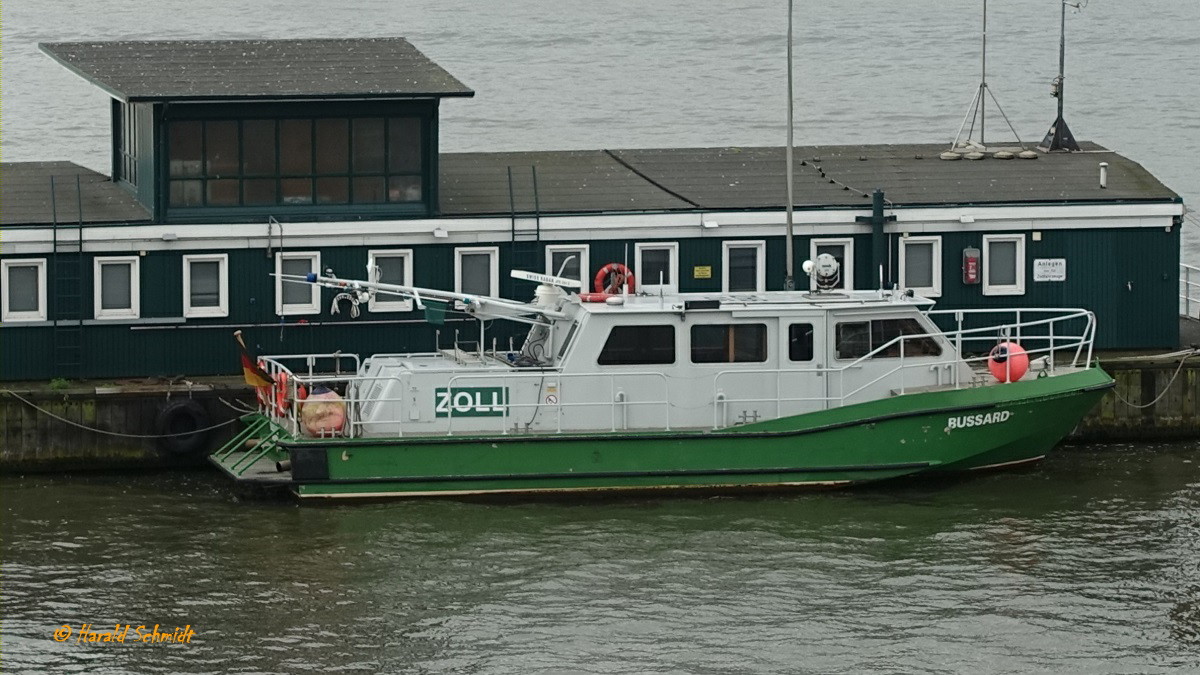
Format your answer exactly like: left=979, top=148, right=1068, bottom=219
left=946, top=410, right=1012, bottom=430
left=434, top=387, right=508, bottom=417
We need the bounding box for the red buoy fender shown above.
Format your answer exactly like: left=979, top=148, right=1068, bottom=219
left=988, top=342, right=1029, bottom=383
left=593, top=263, right=635, bottom=294
left=578, top=293, right=612, bottom=303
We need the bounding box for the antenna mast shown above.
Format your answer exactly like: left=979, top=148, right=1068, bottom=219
left=1038, top=0, right=1084, bottom=151
left=950, top=0, right=1027, bottom=152
left=783, top=0, right=796, bottom=291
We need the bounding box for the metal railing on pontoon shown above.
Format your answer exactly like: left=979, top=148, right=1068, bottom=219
left=1180, top=263, right=1200, bottom=319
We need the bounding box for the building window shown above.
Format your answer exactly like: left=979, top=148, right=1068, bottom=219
left=899, top=236, right=942, bottom=297
left=635, top=242, right=678, bottom=294
left=368, top=249, right=414, bottom=312
left=183, top=254, right=229, bottom=318
left=810, top=238, right=854, bottom=291
left=598, top=325, right=675, bottom=365
left=983, top=234, right=1026, bottom=296
left=691, top=324, right=768, bottom=363
left=835, top=318, right=942, bottom=360
left=1, top=259, right=47, bottom=322
left=94, top=256, right=140, bottom=320
left=545, top=245, right=590, bottom=290
left=167, top=116, right=424, bottom=208
left=723, top=241, right=766, bottom=293
left=275, top=251, right=321, bottom=316
left=115, top=102, right=143, bottom=187
left=455, top=247, right=499, bottom=299
left=789, top=323, right=814, bottom=362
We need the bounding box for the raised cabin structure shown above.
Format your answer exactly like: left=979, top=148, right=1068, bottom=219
left=0, top=38, right=1186, bottom=381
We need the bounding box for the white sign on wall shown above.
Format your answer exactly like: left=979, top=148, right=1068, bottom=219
left=1033, top=258, right=1067, bottom=282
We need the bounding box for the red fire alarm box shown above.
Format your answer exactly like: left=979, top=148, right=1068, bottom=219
left=963, top=247, right=981, bottom=285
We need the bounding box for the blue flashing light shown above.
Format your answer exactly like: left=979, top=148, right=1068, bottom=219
left=306, top=273, right=318, bottom=283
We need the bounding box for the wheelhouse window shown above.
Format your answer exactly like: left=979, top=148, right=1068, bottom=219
left=546, top=245, right=590, bottom=290
left=835, top=318, right=942, bottom=360
left=809, top=238, right=854, bottom=291
left=183, top=254, right=229, bottom=318
left=275, top=251, right=321, bottom=316
left=900, top=236, right=941, bottom=297
left=94, top=256, right=140, bottom=320
left=983, top=234, right=1026, bottom=296
left=635, top=242, right=678, bottom=294
left=691, top=324, right=768, bottom=363
left=167, top=116, right=425, bottom=208
left=789, top=323, right=814, bottom=362
left=598, top=325, right=676, bottom=365
left=455, top=247, right=499, bottom=299
left=368, top=249, right=414, bottom=312
left=1, top=259, right=47, bottom=322
left=723, top=241, right=766, bottom=293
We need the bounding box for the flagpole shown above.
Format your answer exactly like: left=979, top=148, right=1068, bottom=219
left=783, top=0, right=796, bottom=291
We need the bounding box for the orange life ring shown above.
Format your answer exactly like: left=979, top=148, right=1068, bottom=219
left=593, top=263, right=635, bottom=294
left=578, top=292, right=612, bottom=303
left=275, top=372, right=291, bottom=413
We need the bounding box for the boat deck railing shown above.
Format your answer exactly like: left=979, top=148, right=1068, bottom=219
left=712, top=307, right=1096, bottom=428
left=254, top=307, right=1097, bottom=438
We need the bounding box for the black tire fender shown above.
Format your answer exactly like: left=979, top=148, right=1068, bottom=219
left=155, top=399, right=212, bottom=456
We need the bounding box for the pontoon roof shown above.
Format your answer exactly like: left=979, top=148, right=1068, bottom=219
left=39, top=38, right=474, bottom=102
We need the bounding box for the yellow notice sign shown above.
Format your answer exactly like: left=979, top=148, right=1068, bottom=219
left=693, top=266, right=712, bottom=279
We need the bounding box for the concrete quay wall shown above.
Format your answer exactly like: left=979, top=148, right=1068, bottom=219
left=0, top=380, right=249, bottom=471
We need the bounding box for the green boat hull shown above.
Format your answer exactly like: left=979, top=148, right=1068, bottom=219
left=212, top=368, right=1113, bottom=499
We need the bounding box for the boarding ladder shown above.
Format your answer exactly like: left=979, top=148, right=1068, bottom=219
left=51, top=175, right=85, bottom=377
left=210, top=415, right=287, bottom=478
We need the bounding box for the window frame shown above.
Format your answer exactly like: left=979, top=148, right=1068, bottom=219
left=788, top=322, right=815, bottom=362
left=833, top=317, right=944, bottom=361
left=274, top=251, right=322, bottom=316
left=634, top=242, right=679, bottom=295
left=545, top=244, right=590, bottom=291
left=809, top=238, right=855, bottom=291
left=689, top=322, right=769, bottom=364
left=166, top=114, right=428, bottom=210
left=454, top=246, right=500, bottom=301
left=93, top=255, right=141, bottom=321
left=182, top=253, right=229, bottom=319
left=597, top=324, right=677, bottom=366
left=722, top=240, right=766, bottom=293
left=982, top=234, right=1026, bottom=296
left=1, top=258, right=48, bottom=322
left=367, top=249, right=415, bottom=312
left=899, top=235, right=942, bottom=298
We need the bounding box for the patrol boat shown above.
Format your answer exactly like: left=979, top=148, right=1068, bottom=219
left=211, top=257, right=1114, bottom=499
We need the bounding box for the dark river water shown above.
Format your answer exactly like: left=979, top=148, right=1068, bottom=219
left=4, top=0, right=1200, bottom=672
left=3, top=444, right=1200, bottom=673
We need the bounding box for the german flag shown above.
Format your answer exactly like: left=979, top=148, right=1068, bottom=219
left=235, top=330, right=274, bottom=388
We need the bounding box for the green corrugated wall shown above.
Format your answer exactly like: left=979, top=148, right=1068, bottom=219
left=0, top=225, right=1180, bottom=381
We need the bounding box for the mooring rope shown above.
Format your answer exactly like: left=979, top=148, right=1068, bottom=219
left=0, top=389, right=240, bottom=439
left=219, top=396, right=258, bottom=414
left=1108, top=351, right=1196, bottom=410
